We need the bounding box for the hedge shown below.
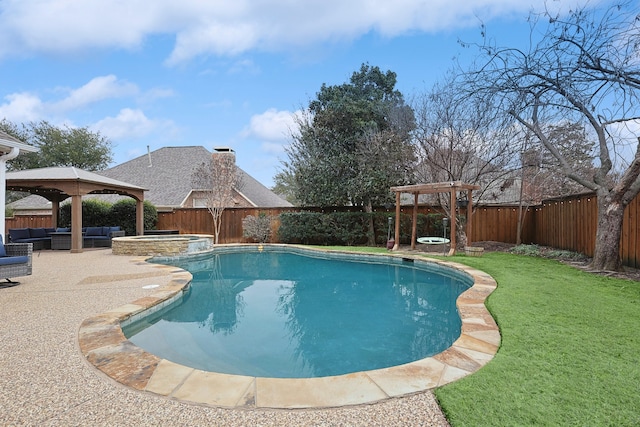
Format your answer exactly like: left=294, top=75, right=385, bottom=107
left=58, top=198, right=158, bottom=235
left=278, top=211, right=444, bottom=246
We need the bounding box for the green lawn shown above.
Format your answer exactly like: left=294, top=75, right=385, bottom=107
left=433, top=252, right=640, bottom=426
left=324, top=247, right=640, bottom=426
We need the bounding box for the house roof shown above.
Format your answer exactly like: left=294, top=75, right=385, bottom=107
left=97, top=146, right=291, bottom=208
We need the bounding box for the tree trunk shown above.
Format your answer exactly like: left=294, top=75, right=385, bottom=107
left=516, top=170, right=526, bottom=245
left=210, top=207, right=224, bottom=245
left=590, top=193, right=625, bottom=271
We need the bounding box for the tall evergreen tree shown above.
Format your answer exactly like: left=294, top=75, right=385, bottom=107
left=282, top=64, right=416, bottom=212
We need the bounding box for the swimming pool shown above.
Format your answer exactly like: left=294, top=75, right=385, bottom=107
left=79, top=244, right=500, bottom=408
left=122, top=246, right=472, bottom=378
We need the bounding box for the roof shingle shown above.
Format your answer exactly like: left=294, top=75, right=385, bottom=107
left=98, top=146, right=291, bottom=208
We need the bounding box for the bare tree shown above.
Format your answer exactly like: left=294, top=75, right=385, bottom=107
left=191, top=149, right=243, bottom=244
left=414, top=76, right=522, bottom=201
left=413, top=75, right=521, bottom=246
left=462, top=1, right=640, bottom=271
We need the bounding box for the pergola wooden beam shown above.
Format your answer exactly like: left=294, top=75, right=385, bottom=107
left=390, top=181, right=480, bottom=255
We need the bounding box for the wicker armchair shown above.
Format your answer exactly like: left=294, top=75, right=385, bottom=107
left=0, top=241, right=33, bottom=286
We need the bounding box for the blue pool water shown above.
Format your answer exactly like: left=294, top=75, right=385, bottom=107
left=123, top=248, right=472, bottom=378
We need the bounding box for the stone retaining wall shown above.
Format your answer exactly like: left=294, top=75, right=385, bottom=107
left=112, top=238, right=190, bottom=256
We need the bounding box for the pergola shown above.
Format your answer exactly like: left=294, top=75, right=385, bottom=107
left=6, top=167, right=147, bottom=253
left=390, top=181, right=481, bottom=255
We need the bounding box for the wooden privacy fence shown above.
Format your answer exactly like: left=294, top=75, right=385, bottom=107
left=153, top=205, right=537, bottom=245
left=533, top=192, right=640, bottom=268
left=533, top=193, right=598, bottom=257
left=0, top=205, right=544, bottom=246
left=5, top=215, right=52, bottom=230
left=7, top=191, right=640, bottom=267
left=155, top=200, right=640, bottom=267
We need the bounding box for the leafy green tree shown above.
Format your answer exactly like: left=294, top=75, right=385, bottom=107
left=282, top=64, right=416, bottom=243
left=271, top=169, right=300, bottom=205
left=0, top=119, right=113, bottom=171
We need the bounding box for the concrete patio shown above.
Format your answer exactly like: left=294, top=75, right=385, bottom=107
left=0, top=248, right=450, bottom=426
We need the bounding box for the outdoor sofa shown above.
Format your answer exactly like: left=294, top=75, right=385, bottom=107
left=82, top=226, right=125, bottom=248
left=8, top=226, right=125, bottom=249
left=8, top=227, right=55, bottom=250
left=0, top=235, right=32, bottom=285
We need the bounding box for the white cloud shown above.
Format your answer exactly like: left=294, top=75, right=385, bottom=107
left=138, top=87, right=176, bottom=104
left=167, top=22, right=258, bottom=66
left=92, top=108, right=177, bottom=141
left=52, top=75, right=139, bottom=113
left=0, top=75, right=142, bottom=122
left=0, top=92, right=44, bottom=122
left=242, top=108, right=300, bottom=143
left=261, top=141, right=288, bottom=155
left=0, top=0, right=601, bottom=64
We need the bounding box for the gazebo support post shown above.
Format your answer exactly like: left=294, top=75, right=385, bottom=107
left=136, top=199, right=144, bottom=235
left=393, top=192, right=401, bottom=251
left=411, top=192, right=418, bottom=250
left=449, top=188, right=456, bottom=256
left=51, top=199, right=60, bottom=229
left=71, top=195, right=83, bottom=253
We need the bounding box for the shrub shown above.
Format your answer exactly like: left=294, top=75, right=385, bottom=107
left=379, top=213, right=434, bottom=245
left=546, top=249, right=588, bottom=261
left=510, top=244, right=542, bottom=257
left=59, top=198, right=111, bottom=227
left=243, top=213, right=273, bottom=243
left=327, top=212, right=370, bottom=245
left=510, top=244, right=588, bottom=262
left=278, top=211, right=436, bottom=246
left=278, top=212, right=328, bottom=244
left=109, top=199, right=157, bottom=236
left=58, top=198, right=158, bottom=234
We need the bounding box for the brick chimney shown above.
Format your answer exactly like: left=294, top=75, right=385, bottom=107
left=212, top=146, right=238, bottom=196
left=212, top=147, right=235, bottom=173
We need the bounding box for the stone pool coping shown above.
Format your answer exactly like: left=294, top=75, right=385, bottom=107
left=78, top=245, right=500, bottom=409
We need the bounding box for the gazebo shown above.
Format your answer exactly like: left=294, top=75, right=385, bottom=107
left=6, top=167, right=147, bottom=253
left=390, top=181, right=481, bottom=255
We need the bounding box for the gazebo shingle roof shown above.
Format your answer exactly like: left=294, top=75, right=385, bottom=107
left=7, top=166, right=146, bottom=191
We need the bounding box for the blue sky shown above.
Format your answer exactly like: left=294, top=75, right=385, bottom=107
left=0, top=0, right=601, bottom=187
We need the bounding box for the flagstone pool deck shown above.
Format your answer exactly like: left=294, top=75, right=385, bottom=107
left=0, top=247, right=499, bottom=426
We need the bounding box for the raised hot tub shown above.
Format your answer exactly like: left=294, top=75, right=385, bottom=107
left=112, top=234, right=214, bottom=256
